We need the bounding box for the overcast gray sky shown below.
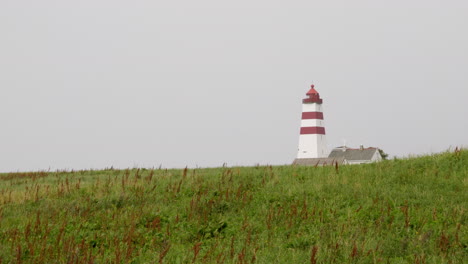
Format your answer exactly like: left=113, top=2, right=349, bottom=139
left=1, top=0, right=467, bottom=172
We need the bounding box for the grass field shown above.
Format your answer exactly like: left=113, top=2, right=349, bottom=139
left=0, top=149, right=466, bottom=263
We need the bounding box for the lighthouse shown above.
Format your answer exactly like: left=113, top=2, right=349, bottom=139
left=296, top=85, right=328, bottom=159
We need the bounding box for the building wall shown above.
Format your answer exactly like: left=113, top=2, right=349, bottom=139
left=297, top=102, right=327, bottom=159
left=348, top=160, right=372, bottom=165
left=302, top=102, right=323, bottom=113
left=348, top=151, right=382, bottom=164
left=297, top=134, right=328, bottom=158
left=301, top=119, right=324, bottom=128
left=371, top=150, right=383, bottom=162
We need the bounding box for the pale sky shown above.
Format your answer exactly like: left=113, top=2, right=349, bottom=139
left=1, top=0, right=467, bottom=172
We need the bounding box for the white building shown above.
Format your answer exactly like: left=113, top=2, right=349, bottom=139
left=296, top=84, right=328, bottom=159
left=328, top=146, right=382, bottom=164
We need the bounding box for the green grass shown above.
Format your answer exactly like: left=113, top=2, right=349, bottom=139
left=0, top=150, right=466, bottom=263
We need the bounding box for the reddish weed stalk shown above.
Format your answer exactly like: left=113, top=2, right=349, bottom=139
left=310, top=245, right=318, bottom=264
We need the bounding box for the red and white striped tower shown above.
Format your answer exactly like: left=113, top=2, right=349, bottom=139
left=297, top=85, right=328, bottom=158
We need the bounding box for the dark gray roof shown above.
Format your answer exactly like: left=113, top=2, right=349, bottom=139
left=328, top=147, right=379, bottom=161
left=293, top=157, right=346, bottom=166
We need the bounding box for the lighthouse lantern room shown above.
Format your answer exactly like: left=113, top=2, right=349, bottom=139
left=297, top=85, right=328, bottom=159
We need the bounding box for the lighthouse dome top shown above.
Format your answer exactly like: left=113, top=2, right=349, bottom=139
left=303, top=84, right=323, bottom=104
left=306, top=85, right=319, bottom=96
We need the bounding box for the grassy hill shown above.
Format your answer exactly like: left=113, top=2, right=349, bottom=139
left=0, top=150, right=466, bottom=263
